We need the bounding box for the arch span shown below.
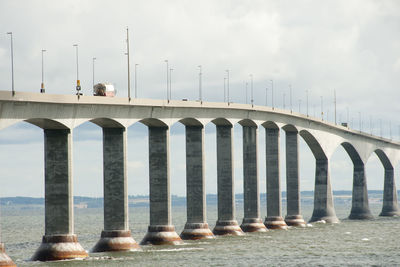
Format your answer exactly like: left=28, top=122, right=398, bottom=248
left=25, top=118, right=69, bottom=130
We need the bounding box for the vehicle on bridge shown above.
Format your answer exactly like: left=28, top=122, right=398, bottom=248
left=93, top=83, right=116, bottom=97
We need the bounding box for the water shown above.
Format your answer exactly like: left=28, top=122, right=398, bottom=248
left=1, top=203, right=400, bottom=266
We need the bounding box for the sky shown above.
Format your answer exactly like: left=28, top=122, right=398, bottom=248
left=0, top=0, right=399, bottom=197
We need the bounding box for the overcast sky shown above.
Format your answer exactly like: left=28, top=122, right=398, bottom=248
left=0, top=0, right=399, bottom=198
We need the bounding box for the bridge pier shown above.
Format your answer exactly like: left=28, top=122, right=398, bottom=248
left=180, top=125, right=214, bottom=240
left=32, top=129, right=87, bottom=261
left=240, top=125, right=267, bottom=232
left=380, top=168, right=400, bottom=216
left=264, top=127, right=288, bottom=230
left=141, top=126, right=183, bottom=245
left=213, top=125, right=243, bottom=236
left=92, top=128, right=140, bottom=252
left=284, top=130, right=306, bottom=227
left=0, top=243, right=15, bottom=267
left=309, top=159, right=339, bottom=223
left=349, top=163, right=373, bottom=219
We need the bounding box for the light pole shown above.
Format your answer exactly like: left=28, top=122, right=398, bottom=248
left=298, top=99, right=301, bottom=113
left=92, top=57, right=96, bottom=89
left=126, top=27, right=131, bottom=101
left=165, top=60, right=169, bottom=102
left=346, top=107, right=349, bottom=127
left=41, top=49, right=46, bottom=93
left=380, top=119, right=382, bottom=137
left=135, top=64, right=138, bottom=98
left=334, top=89, right=337, bottom=125
left=7, top=32, right=14, bottom=96
left=225, top=70, right=230, bottom=104
left=250, top=74, right=253, bottom=107
left=283, top=93, right=286, bottom=109
left=198, top=65, right=202, bottom=102
left=265, top=87, right=268, bottom=106
left=370, top=115, right=372, bottom=135
left=223, top=77, right=226, bottom=102
left=73, top=44, right=81, bottom=95
left=270, top=79, right=274, bottom=109
left=320, top=96, right=323, bottom=120
left=245, top=82, right=248, bottom=104
left=289, top=84, right=292, bottom=113
left=358, top=112, right=361, bottom=132
left=169, top=68, right=173, bottom=100
left=306, top=89, right=309, bottom=117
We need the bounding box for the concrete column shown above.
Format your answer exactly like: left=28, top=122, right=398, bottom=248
left=32, top=129, right=87, bottom=261
left=380, top=167, right=400, bottom=216
left=349, top=163, right=373, bottom=219
left=92, top=127, right=140, bottom=252
left=180, top=126, right=214, bottom=240
left=240, top=125, right=267, bottom=232
left=140, top=126, right=183, bottom=245
left=264, top=127, right=287, bottom=229
left=213, top=125, right=243, bottom=236
left=0, top=243, right=15, bottom=267
left=284, top=131, right=306, bottom=227
left=309, top=159, right=339, bottom=223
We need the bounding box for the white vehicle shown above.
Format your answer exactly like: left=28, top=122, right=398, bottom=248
left=93, top=83, right=116, bottom=97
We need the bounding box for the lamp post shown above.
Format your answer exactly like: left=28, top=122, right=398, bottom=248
left=265, top=87, right=268, bottom=106
left=298, top=99, right=301, bottom=113
left=165, top=60, right=169, bottom=102
left=320, top=96, right=323, bottom=120
left=306, top=89, right=309, bottom=117
left=250, top=74, right=253, bottom=107
left=334, top=89, right=337, bottom=125
left=126, top=27, right=131, bottom=101
left=6, top=32, right=14, bottom=96
left=73, top=44, right=81, bottom=95
left=245, top=82, right=248, bottom=104
left=270, top=79, right=274, bottom=109
left=223, top=77, right=226, bottom=102
left=169, top=68, right=173, bottom=100
left=359, top=112, right=361, bottom=132
left=92, top=57, right=96, bottom=89
left=198, top=65, right=202, bottom=102
left=41, top=49, right=46, bottom=93
left=225, top=70, right=230, bottom=104
left=135, top=64, right=139, bottom=98
left=289, top=84, right=292, bottom=113
left=346, top=107, right=349, bottom=127
left=283, top=93, right=286, bottom=109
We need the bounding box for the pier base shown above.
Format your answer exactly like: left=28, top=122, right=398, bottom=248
left=213, top=220, right=244, bottom=236
left=180, top=223, right=215, bottom=240
left=140, top=225, right=183, bottom=245
left=285, top=215, right=306, bottom=227
left=0, top=243, right=16, bottom=267
left=31, top=235, right=87, bottom=261
left=264, top=216, right=288, bottom=230
left=379, top=208, right=400, bottom=217
left=92, top=230, right=140, bottom=252
left=240, top=218, right=268, bottom=232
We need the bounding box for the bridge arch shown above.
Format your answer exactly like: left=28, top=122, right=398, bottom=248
left=299, top=130, right=327, bottom=160
left=282, top=124, right=298, bottom=133
left=238, top=119, right=257, bottom=127
left=139, top=118, right=169, bottom=127
left=25, top=118, right=69, bottom=130
left=212, top=118, right=233, bottom=126
left=90, top=118, right=125, bottom=128
left=179, top=118, right=204, bottom=127
left=262, top=121, right=279, bottom=129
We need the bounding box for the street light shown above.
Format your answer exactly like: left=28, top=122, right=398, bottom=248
left=265, top=87, right=268, bottom=106
left=164, top=60, right=169, bottom=102
left=298, top=99, right=301, bottom=113
left=306, top=89, right=309, bottom=117
left=223, top=77, right=226, bottom=102
left=73, top=44, right=81, bottom=95
left=135, top=64, right=139, bottom=98
left=41, top=49, right=46, bottom=93
left=250, top=74, right=253, bottom=107
left=334, top=89, right=337, bottom=125
left=6, top=32, right=14, bottom=96
left=283, top=93, right=286, bottom=109
left=126, top=27, right=131, bottom=101
left=169, top=68, right=173, bottom=100
left=320, top=96, right=323, bottom=120
left=289, top=84, right=292, bottom=113
left=225, top=70, right=230, bottom=104
left=92, top=57, right=96, bottom=89
left=198, top=65, right=202, bottom=102
left=245, top=82, right=248, bottom=104
left=270, top=79, right=274, bottom=109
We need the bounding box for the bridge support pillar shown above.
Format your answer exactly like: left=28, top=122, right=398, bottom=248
left=380, top=168, right=400, bottom=216
left=180, top=126, right=214, bottom=240
left=264, top=127, right=288, bottom=230
left=32, top=129, right=87, bottom=261
left=141, top=126, right=183, bottom=245
left=284, top=131, right=306, bottom=227
left=309, top=159, right=339, bottom=223
left=213, top=125, right=243, bottom=236
left=349, top=163, right=373, bottom=219
left=92, top=128, right=140, bottom=252
left=240, top=125, right=267, bottom=232
left=0, top=243, right=15, bottom=267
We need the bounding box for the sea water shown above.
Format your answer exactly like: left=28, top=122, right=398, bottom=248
left=1, top=202, right=400, bottom=266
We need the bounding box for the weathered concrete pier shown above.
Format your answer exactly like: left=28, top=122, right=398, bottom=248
left=0, top=91, right=400, bottom=261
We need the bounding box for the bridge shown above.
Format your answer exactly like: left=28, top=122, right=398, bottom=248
left=0, top=90, right=399, bottom=263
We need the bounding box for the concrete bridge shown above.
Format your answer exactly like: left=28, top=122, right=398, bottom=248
left=0, top=90, right=399, bottom=263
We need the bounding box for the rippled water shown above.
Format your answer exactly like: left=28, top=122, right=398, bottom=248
left=1, top=202, right=400, bottom=266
